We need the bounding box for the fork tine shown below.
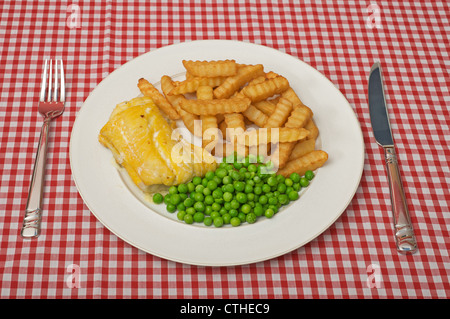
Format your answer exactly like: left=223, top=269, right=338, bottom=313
left=53, top=59, right=58, bottom=102
left=39, top=59, right=48, bottom=102
left=59, top=60, right=65, bottom=102
left=47, top=59, right=52, bottom=102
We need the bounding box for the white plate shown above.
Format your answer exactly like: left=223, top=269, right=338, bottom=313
left=70, top=40, right=364, bottom=266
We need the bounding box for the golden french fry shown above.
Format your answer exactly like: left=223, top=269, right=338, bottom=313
left=264, top=97, right=293, bottom=128
left=288, top=138, right=316, bottom=161
left=182, top=60, right=237, bottom=77
left=278, top=150, right=328, bottom=177
left=246, top=75, right=266, bottom=87
left=160, top=75, right=201, bottom=136
left=218, top=120, right=227, bottom=140
left=214, top=64, right=265, bottom=99
left=197, top=85, right=214, bottom=100
left=224, top=113, right=245, bottom=143
left=270, top=141, right=296, bottom=169
left=238, top=127, right=309, bottom=146
left=240, top=76, right=290, bottom=102
left=179, top=97, right=251, bottom=115
left=168, top=76, right=227, bottom=95
left=305, top=119, right=319, bottom=140
left=284, top=104, right=313, bottom=128
left=265, top=71, right=279, bottom=79
left=253, top=100, right=276, bottom=116
left=242, top=104, right=268, bottom=127
left=138, top=78, right=180, bottom=120
left=281, top=87, right=309, bottom=110
left=197, top=86, right=219, bottom=150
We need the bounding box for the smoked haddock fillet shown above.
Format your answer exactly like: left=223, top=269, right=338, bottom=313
left=98, top=96, right=217, bottom=191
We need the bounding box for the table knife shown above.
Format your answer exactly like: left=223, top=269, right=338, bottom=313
left=368, top=61, right=418, bottom=254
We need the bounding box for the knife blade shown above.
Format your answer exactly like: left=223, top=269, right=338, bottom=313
left=368, top=62, right=418, bottom=254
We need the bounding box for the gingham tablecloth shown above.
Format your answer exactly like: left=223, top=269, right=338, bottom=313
left=0, top=1, right=448, bottom=299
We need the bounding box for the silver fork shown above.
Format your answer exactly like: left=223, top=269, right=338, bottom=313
left=21, top=59, right=65, bottom=238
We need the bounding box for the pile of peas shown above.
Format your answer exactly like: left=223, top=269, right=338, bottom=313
left=152, top=153, right=315, bottom=227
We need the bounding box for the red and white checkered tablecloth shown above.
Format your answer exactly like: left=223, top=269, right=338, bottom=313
left=0, top=1, right=448, bottom=299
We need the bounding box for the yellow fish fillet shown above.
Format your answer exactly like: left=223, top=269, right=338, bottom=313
left=99, top=96, right=217, bottom=191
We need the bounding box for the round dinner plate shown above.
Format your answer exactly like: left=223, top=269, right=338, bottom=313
left=70, top=40, right=364, bottom=266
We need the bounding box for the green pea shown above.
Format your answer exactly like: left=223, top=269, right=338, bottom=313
left=186, top=207, right=196, bottom=215
left=268, top=197, right=278, bottom=205
left=212, top=188, right=223, bottom=199
left=240, top=203, right=251, bottom=214
left=210, top=211, right=221, bottom=220
left=267, top=176, right=277, bottom=186
left=152, top=193, right=163, bottom=204
left=187, top=182, right=195, bottom=193
left=279, top=194, right=289, bottom=205
left=300, top=177, right=309, bottom=187
left=254, top=205, right=263, bottom=217
left=177, top=203, right=186, bottom=211
left=244, top=184, right=253, bottom=194
left=247, top=164, right=257, bottom=173
left=168, top=185, right=178, bottom=195
left=236, top=192, right=247, bottom=204
left=230, top=199, right=240, bottom=209
left=205, top=171, right=215, bottom=181
left=234, top=181, right=245, bottom=192
left=259, top=195, right=268, bottom=205
left=194, top=201, right=205, bottom=212
left=170, top=194, right=181, bottom=205
left=288, top=191, right=299, bottom=201
left=223, top=184, right=234, bottom=193
left=289, top=173, right=300, bottom=183
left=177, top=183, right=188, bottom=194
left=238, top=212, right=246, bottom=222
left=222, top=213, right=231, bottom=224
left=284, top=178, right=293, bottom=187
left=184, top=197, right=194, bottom=207
left=262, top=184, right=271, bottom=193
left=254, top=185, right=262, bottom=195
left=205, top=195, right=214, bottom=205
left=264, top=208, right=275, bottom=218
left=230, top=170, right=240, bottom=181
left=203, top=187, right=211, bottom=196
left=166, top=203, right=176, bottom=213
left=204, top=216, right=213, bottom=226
left=229, top=209, right=238, bottom=217
left=205, top=205, right=213, bottom=215
left=222, top=176, right=232, bottom=185
left=177, top=210, right=186, bottom=221
left=193, top=192, right=204, bottom=202
left=215, top=168, right=228, bottom=179
left=213, top=176, right=222, bottom=185
left=163, top=194, right=171, bottom=205
left=277, top=183, right=287, bottom=194
left=184, top=213, right=194, bottom=224
left=223, top=192, right=233, bottom=202
left=192, top=176, right=202, bottom=185
left=230, top=217, right=241, bottom=227
left=212, top=202, right=221, bottom=211
left=195, top=184, right=205, bottom=193
left=213, top=216, right=224, bottom=227
left=305, top=170, right=314, bottom=180
left=193, top=212, right=205, bottom=223
left=246, top=212, right=257, bottom=224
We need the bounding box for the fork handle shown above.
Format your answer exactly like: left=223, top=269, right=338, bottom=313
left=21, top=118, right=51, bottom=238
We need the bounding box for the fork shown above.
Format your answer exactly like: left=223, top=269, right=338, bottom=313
left=21, top=59, right=65, bottom=238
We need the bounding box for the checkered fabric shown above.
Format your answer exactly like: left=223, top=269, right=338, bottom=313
left=0, top=0, right=448, bottom=299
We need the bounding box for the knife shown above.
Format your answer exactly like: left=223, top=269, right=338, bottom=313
left=368, top=61, right=418, bottom=254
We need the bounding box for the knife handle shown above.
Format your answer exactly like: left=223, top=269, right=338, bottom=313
left=384, top=146, right=418, bottom=254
